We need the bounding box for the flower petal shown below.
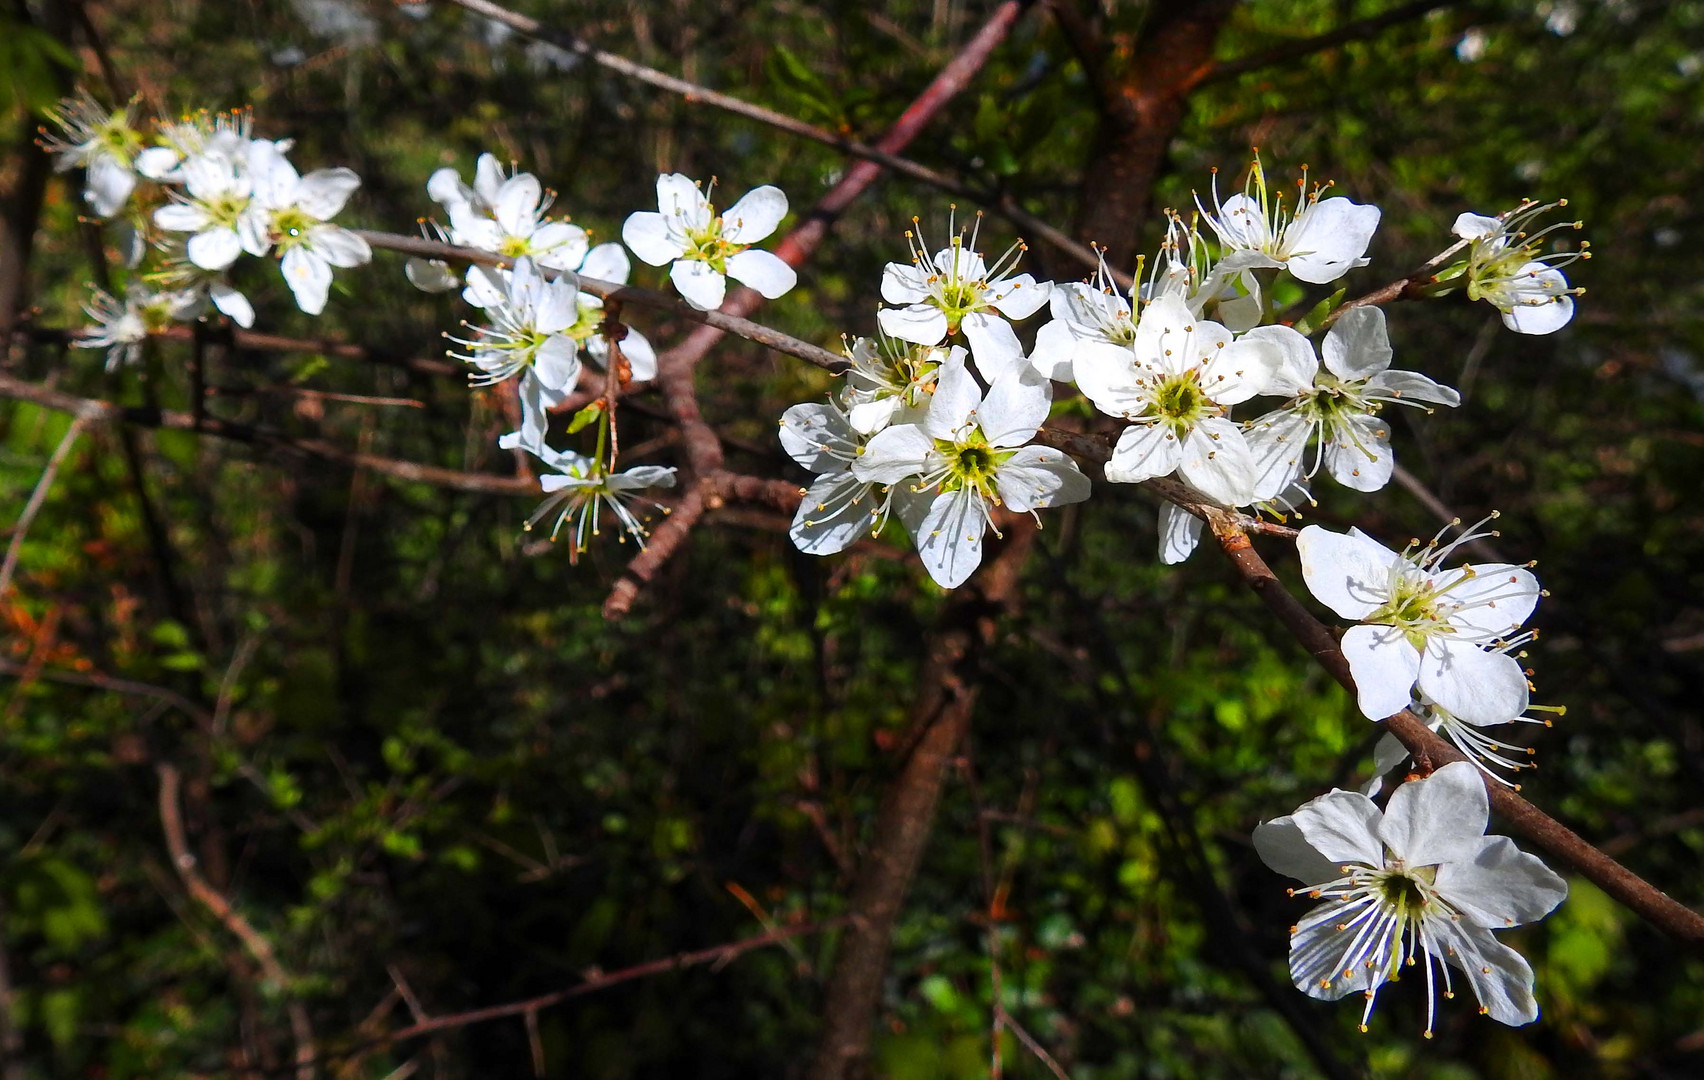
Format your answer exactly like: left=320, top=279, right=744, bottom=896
left=296, top=167, right=362, bottom=220
left=1418, top=637, right=1529, bottom=725
left=1252, top=815, right=1344, bottom=885
left=1379, top=761, right=1488, bottom=865
left=580, top=241, right=631, bottom=283
left=1104, top=422, right=1181, bottom=484
left=622, top=211, right=684, bottom=266
left=670, top=259, right=727, bottom=310
left=994, top=445, right=1090, bottom=513
left=1322, top=413, right=1393, bottom=492
left=1341, top=623, right=1421, bottom=720
left=986, top=274, right=1050, bottom=320
left=1157, top=501, right=1202, bottom=565
left=977, top=366, right=1052, bottom=448
left=187, top=227, right=243, bottom=271
left=280, top=246, right=332, bottom=315
left=1290, top=789, right=1385, bottom=868
left=960, top=311, right=1025, bottom=380
left=1322, top=306, right=1392, bottom=381
left=1246, top=408, right=1313, bottom=502
left=1434, top=835, right=1568, bottom=928
left=1295, top=524, right=1400, bottom=620
left=1178, top=418, right=1256, bottom=507
left=1283, top=197, right=1381, bottom=284
left=725, top=248, right=797, bottom=299
left=780, top=402, right=859, bottom=472
left=721, top=185, right=788, bottom=243
left=853, top=424, right=934, bottom=484
left=905, top=488, right=985, bottom=590
left=792, top=472, right=878, bottom=555
left=877, top=303, right=948, bottom=347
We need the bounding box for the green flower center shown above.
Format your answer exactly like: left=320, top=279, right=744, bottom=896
left=937, top=431, right=1012, bottom=498
left=1367, top=575, right=1447, bottom=650
left=99, top=117, right=143, bottom=163
left=1377, top=865, right=1436, bottom=917
left=204, top=192, right=249, bottom=228
left=270, top=207, right=315, bottom=248
left=683, top=219, right=746, bottom=274
left=564, top=301, right=602, bottom=343
left=1150, top=371, right=1213, bottom=433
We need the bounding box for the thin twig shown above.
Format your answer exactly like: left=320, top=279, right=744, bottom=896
left=0, top=410, right=91, bottom=598
left=157, top=763, right=317, bottom=1080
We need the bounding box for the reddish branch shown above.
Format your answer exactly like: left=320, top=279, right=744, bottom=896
left=1208, top=522, right=1704, bottom=950
left=158, top=763, right=317, bottom=1080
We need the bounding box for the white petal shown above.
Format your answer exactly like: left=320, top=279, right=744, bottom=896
left=1071, top=340, right=1146, bottom=418
left=533, top=335, right=581, bottom=390
left=1289, top=789, right=1385, bottom=868
left=1210, top=193, right=1271, bottom=251
left=1198, top=335, right=1280, bottom=406
left=1132, top=295, right=1195, bottom=376
left=1178, top=418, right=1256, bottom=507
left=1028, top=318, right=1077, bottom=382
left=848, top=396, right=901, bottom=436
left=993, top=446, right=1090, bottom=513
left=1341, top=624, right=1421, bottom=721
left=1379, top=761, right=1488, bottom=866
left=1295, top=525, right=1400, bottom=620
left=792, top=472, right=878, bottom=555
left=906, top=488, right=985, bottom=590
left=960, top=311, right=1025, bottom=380
left=462, top=264, right=508, bottom=310
left=877, top=303, right=948, bottom=347
left=1282, top=198, right=1381, bottom=284
left=1246, top=408, right=1312, bottom=502
left=1104, top=422, right=1181, bottom=484
left=1322, top=306, right=1392, bottom=381
left=280, top=246, right=332, bottom=315
left=853, top=424, right=934, bottom=484
left=1252, top=815, right=1343, bottom=885
left=655, top=172, right=708, bottom=225
left=237, top=210, right=273, bottom=257
left=494, top=174, right=542, bottom=237
left=210, top=281, right=255, bottom=328
left=295, top=167, right=361, bottom=220
left=1431, top=563, right=1540, bottom=640
left=473, top=154, right=504, bottom=206
left=1156, top=502, right=1202, bottom=565
left=1501, top=268, right=1574, bottom=335
left=154, top=203, right=212, bottom=233
left=1289, top=899, right=1377, bottom=1001
left=134, top=145, right=182, bottom=181
left=622, top=212, right=684, bottom=266
left=977, top=366, right=1052, bottom=447
left=1418, top=637, right=1529, bottom=725
left=880, top=261, right=932, bottom=305
left=530, top=222, right=589, bottom=270
left=1434, top=835, right=1568, bottom=927
left=427, top=165, right=470, bottom=209
left=780, top=402, right=859, bottom=471
left=721, top=185, right=788, bottom=243
left=307, top=226, right=370, bottom=268
left=1237, top=324, right=1318, bottom=397
left=1368, top=369, right=1460, bottom=408
left=187, top=227, right=243, bottom=271
left=580, top=241, right=631, bottom=283
left=1452, top=212, right=1503, bottom=239
left=725, top=248, right=797, bottom=299
left=920, top=350, right=980, bottom=441
left=1323, top=413, right=1393, bottom=492
left=1439, top=922, right=1541, bottom=1026
left=670, top=259, right=726, bottom=310
left=619, top=328, right=657, bottom=381
left=85, top=156, right=135, bottom=218
left=986, top=274, right=1050, bottom=320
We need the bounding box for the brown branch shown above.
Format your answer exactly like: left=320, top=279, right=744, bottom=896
left=18, top=324, right=460, bottom=377
left=0, top=370, right=536, bottom=496
left=1207, top=524, right=1704, bottom=950
left=1198, top=0, right=1474, bottom=86
left=809, top=524, right=1037, bottom=1080
left=158, top=763, right=317, bottom=1080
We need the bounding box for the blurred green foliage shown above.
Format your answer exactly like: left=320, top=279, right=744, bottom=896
left=0, top=0, right=1701, bottom=1077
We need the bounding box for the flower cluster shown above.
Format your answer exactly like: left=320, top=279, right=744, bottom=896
left=45, top=95, right=1595, bottom=1038
left=43, top=91, right=373, bottom=366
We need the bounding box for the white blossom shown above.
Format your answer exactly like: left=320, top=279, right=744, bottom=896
left=779, top=399, right=894, bottom=556
left=1296, top=520, right=1541, bottom=724
left=143, top=108, right=257, bottom=183
left=1254, top=762, right=1566, bottom=1033
left=1247, top=307, right=1460, bottom=498
left=842, top=335, right=955, bottom=435
left=451, top=257, right=582, bottom=445
left=241, top=140, right=370, bottom=315
left=41, top=91, right=152, bottom=218
left=1449, top=203, right=1586, bottom=335
left=514, top=441, right=677, bottom=559
left=1198, top=160, right=1382, bottom=285
left=622, top=173, right=796, bottom=310
left=428, top=153, right=590, bottom=271
left=877, top=216, right=1049, bottom=379
left=1072, top=295, right=1283, bottom=506
left=153, top=150, right=254, bottom=271
left=76, top=286, right=204, bottom=370
left=1028, top=257, right=1134, bottom=384
left=852, top=354, right=1088, bottom=588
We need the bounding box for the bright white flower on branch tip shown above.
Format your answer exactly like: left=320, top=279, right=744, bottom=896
left=1198, top=157, right=1382, bottom=285
left=150, top=239, right=257, bottom=329
left=1296, top=520, right=1542, bottom=725
left=242, top=140, right=370, bottom=315
left=1448, top=202, right=1586, bottom=335
left=452, top=257, right=582, bottom=445
left=144, top=108, right=257, bottom=183
left=622, top=173, right=796, bottom=311
left=843, top=335, right=956, bottom=435
left=152, top=151, right=254, bottom=271
left=515, top=441, right=678, bottom=562
left=429, top=153, right=590, bottom=271
left=41, top=91, right=152, bottom=218
left=1246, top=307, right=1460, bottom=499
left=1253, top=761, right=1567, bottom=1033
left=76, top=286, right=204, bottom=370
left=852, top=354, right=1089, bottom=589
left=1028, top=255, right=1134, bottom=384
left=877, top=212, right=1050, bottom=380
left=779, top=399, right=893, bottom=556
left=1072, top=295, right=1283, bottom=507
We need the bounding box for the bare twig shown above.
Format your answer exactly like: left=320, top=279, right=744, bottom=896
left=0, top=411, right=92, bottom=598
left=1199, top=0, right=1473, bottom=86
left=157, top=763, right=317, bottom=1079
